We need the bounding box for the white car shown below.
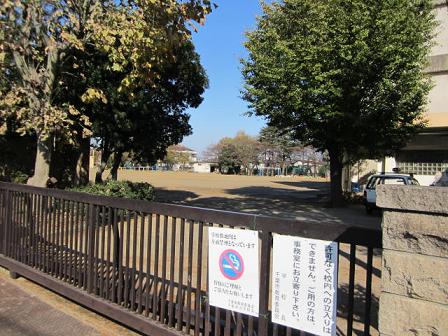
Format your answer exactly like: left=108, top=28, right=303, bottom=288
left=363, top=173, right=420, bottom=214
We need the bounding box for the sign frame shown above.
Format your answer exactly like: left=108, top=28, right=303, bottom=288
left=271, top=234, right=339, bottom=336
left=208, top=227, right=260, bottom=317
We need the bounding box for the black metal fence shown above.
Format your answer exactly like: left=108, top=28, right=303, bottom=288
left=0, top=182, right=381, bottom=336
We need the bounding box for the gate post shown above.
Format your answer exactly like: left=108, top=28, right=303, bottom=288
left=377, top=185, right=448, bottom=336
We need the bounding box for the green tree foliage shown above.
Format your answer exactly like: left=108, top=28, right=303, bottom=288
left=218, top=143, right=242, bottom=174
left=71, top=180, right=154, bottom=202
left=0, top=0, right=214, bottom=187
left=212, top=131, right=261, bottom=175
left=163, top=147, right=194, bottom=170
left=259, top=126, right=301, bottom=175
left=90, top=42, right=208, bottom=182
left=232, top=131, right=261, bottom=175
left=242, top=0, right=435, bottom=205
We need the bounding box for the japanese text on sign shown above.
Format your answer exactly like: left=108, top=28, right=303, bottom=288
left=272, top=235, right=338, bottom=336
left=208, top=227, right=259, bottom=317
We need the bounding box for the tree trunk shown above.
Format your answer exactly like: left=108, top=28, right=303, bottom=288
left=328, top=148, right=345, bottom=207
left=110, top=151, right=123, bottom=181
left=74, top=137, right=90, bottom=186
left=95, top=148, right=110, bottom=184
left=28, top=134, right=53, bottom=187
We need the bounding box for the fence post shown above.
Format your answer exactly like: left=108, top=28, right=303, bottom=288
left=0, top=191, right=3, bottom=254
left=4, top=190, right=19, bottom=279
left=26, top=194, right=34, bottom=266
left=0, top=190, right=6, bottom=254
left=0, top=191, right=2, bottom=254
left=3, top=190, right=10, bottom=256
left=87, top=203, right=96, bottom=294
left=113, top=210, right=120, bottom=269
left=258, top=231, right=272, bottom=336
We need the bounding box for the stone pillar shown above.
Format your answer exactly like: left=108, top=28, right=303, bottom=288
left=376, top=185, right=448, bottom=336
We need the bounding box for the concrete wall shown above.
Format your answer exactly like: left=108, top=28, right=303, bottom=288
left=427, top=1, right=448, bottom=127
left=377, top=185, right=448, bottom=336
left=427, top=73, right=448, bottom=127
left=431, top=2, right=448, bottom=56
left=412, top=174, right=438, bottom=187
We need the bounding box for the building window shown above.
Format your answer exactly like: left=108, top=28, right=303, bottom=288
left=398, top=162, right=448, bottom=175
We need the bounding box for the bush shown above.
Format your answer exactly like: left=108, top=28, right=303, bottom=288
left=0, top=170, right=29, bottom=184
left=11, top=171, right=29, bottom=184
left=70, top=180, right=155, bottom=202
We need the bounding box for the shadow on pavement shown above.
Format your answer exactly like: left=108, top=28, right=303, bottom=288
left=155, top=191, right=381, bottom=229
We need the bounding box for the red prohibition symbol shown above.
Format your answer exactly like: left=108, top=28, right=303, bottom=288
left=219, top=249, right=245, bottom=280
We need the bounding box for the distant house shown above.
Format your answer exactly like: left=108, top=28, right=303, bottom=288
left=159, top=144, right=198, bottom=171
left=167, top=144, right=198, bottom=163
left=162, top=145, right=220, bottom=173
left=192, top=162, right=219, bottom=173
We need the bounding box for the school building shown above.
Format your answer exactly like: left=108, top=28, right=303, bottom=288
left=347, top=1, right=448, bottom=187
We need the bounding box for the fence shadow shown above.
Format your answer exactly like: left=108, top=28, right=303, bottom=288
left=337, top=283, right=379, bottom=335
left=339, top=249, right=382, bottom=277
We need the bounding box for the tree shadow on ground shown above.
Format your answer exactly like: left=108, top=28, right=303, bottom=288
left=224, top=186, right=328, bottom=202
left=185, top=196, right=335, bottom=221
left=154, top=188, right=199, bottom=203
left=153, top=182, right=381, bottom=228
left=183, top=195, right=380, bottom=228
left=337, top=283, right=379, bottom=335
left=273, top=180, right=331, bottom=191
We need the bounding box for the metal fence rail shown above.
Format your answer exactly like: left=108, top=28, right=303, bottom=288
left=0, top=182, right=381, bottom=336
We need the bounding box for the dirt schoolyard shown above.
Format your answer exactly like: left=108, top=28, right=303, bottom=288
left=115, top=170, right=381, bottom=229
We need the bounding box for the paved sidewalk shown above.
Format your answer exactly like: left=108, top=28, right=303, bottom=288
left=0, top=269, right=138, bottom=336
left=0, top=276, right=100, bottom=336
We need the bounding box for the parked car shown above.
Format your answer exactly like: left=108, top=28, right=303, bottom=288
left=363, top=173, right=420, bottom=214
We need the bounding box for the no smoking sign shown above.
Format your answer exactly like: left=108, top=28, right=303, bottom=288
left=208, top=227, right=259, bottom=316
left=219, top=249, right=244, bottom=280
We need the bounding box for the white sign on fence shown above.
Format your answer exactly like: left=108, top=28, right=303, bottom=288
left=272, top=234, right=338, bottom=336
left=208, top=227, right=259, bottom=316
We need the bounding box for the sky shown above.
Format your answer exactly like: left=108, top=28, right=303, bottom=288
left=182, top=0, right=268, bottom=157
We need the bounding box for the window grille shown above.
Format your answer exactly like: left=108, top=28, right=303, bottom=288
left=398, top=162, right=448, bottom=175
